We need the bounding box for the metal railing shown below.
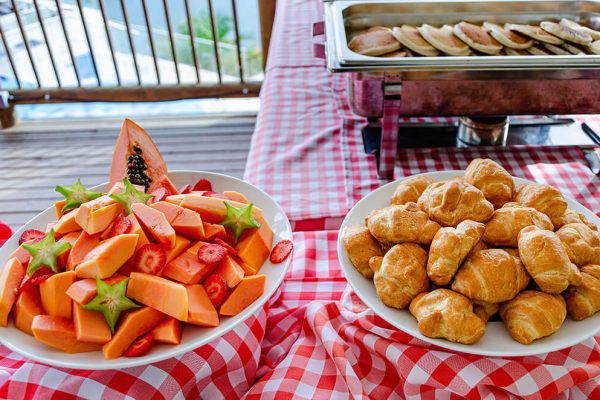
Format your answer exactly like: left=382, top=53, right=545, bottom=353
left=0, top=0, right=276, bottom=104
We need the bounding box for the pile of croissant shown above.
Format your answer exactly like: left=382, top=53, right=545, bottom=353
left=343, top=158, right=600, bottom=345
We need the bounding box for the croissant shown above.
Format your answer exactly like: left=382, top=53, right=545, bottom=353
left=427, top=220, right=485, bottom=286
left=342, top=225, right=383, bottom=279
left=372, top=243, right=429, bottom=309
left=554, top=209, right=598, bottom=232
left=366, top=202, right=441, bottom=245
left=418, top=178, right=494, bottom=227
left=468, top=240, right=488, bottom=258
left=464, top=158, right=515, bottom=208
left=391, top=175, right=437, bottom=205
left=518, top=226, right=582, bottom=294
left=555, top=223, right=600, bottom=267
left=514, top=183, right=567, bottom=226
left=409, top=289, right=486, bottom=344
left=451, top=249, right=530, bottom=303
left=564, top=264, right=600, bottom=321
left=473, top=300, right=499, bottom=322
left=483, top=202, right=554, bottom=247
left=499, top=290, right=566, bottom=344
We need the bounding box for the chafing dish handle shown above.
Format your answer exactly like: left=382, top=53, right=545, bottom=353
left=312, top=21, right=325, bottom=60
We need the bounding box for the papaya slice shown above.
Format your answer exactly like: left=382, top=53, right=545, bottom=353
left=66, top=231, right=101, bottom=271
left=214, top=255, right=245, bottom=288
left=162, top=241, right=217, bottom=284
left=132, top=203, right=176, bottom=249
left=66, top=274, right=127, bottom=305
left=239, top=260, right=257, bottom=276
left=32, top=315, right=102, bottom=353
left=223, top=191, right=249, bottom=204
left=107, top=181, right=145, bottom=196
left=57, top=231, right=81, bottom=270
left=8, top=244, right=32, bottom=266
left=109, top=119, right=168, bottom=192
left=165, top=235, right=191, bottom=264
left=75, top=234, right=139, bottom=279
left=0, top=258, right=26, bottom=326
left=151, top=317, right=182, bottom=344
left=54, top=200, right=67, bottom=219
left=73, top=303, right=112, bottom=345
left=54, top=211, right=82, bottom=235
left=126, top=272, right=188, bottom=321
left=186, top=284, right=219, bottom=327
left=165, top=194, right=262, bottom=224
left=40, top=270, right=76, bottom=319
left=201, top=223, right=226, bottom=241
left=13, top=286, right=44, bottom=336
left=102, top=306, right=165, bottom=359
left=236, top=217, right=274, bottom=273
left=155, top=175, right=179, bottom=196
left=74, top=195, right=123, bottom=235
left=150, top=201, right=205, bottom=240
left=127, top=213, right=150, bottom=251
left=219, top=275, right=266, bottom=316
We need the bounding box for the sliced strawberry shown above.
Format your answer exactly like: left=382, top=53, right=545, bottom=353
left=19, top=267, right=54, bottom=294
left=0, top=221, right=11, bottom=247
left=224, top=227, right=237, bottom=247
left=203, top=274, right=229, bottom=308
left=270, top=240, right=293, bottom=264
left=124, top=333, right=154, bottom=357
left=214, top=238, right=237, bottom=256
left=178, top=184, right=191, bottom=194
left=149, top=187, right=169, bottom=204
left=197, top=244, right=226, bottom=264
left=193, top=179, right=213, bottom=192
left=19, top=229, right=45, bottom=245
left=109, top=215, right=132, bottom=237
left=133, top=244, right=167, bottom=275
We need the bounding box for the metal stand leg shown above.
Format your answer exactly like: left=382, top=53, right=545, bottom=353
left=378, top=98, right=400, bottom=180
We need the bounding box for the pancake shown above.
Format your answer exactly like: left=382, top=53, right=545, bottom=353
left=505, top=48, right=530, bottom=56
left=382, top=50, right=407, bottom=57
left=417, top=24, right=471, bottom=56
left=540, top=21, right=592, bottom=45
left=560, top=18, right=600, bottom=40
left=482, top=22, right=533, bottom=49
left=348, top=29, right=401, bottom=56
left=589, top=40, right=600, bottom=55
left=453, top=21, right=503, bottom=54
left=391, top=25, right=440, bottom=56
left=562, top=42, right=586, bottom=55
left=368, top=26, right=392, bottom=33
left=505, top=23, right=564, bottom=45
left=527, top=44, right=553, bottom=55
left=542, top=42, right=571, bottom=55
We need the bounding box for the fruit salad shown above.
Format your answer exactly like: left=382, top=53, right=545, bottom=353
left=0, top=119, right=293, bottom=360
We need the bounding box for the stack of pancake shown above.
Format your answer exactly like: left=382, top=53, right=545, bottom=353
left=347, top=18, right=600, bottom=57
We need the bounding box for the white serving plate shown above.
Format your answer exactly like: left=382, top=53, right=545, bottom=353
left=0, top=171, right=292, bottom=369
left=338, top=170, right=600, bottom=357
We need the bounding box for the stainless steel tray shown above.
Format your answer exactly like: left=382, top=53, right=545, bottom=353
left=324, top=0, right=600, bottom=71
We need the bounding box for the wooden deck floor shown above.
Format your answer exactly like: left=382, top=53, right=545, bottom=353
left=0, top=114, right=255, bottom=229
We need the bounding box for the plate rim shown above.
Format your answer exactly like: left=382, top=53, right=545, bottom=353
left=0, top=170, right=292, bottom=370
left=337, top=170, right=600, bottom=357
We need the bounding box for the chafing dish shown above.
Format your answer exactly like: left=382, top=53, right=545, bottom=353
left=317, top=0, right=600, bottom=178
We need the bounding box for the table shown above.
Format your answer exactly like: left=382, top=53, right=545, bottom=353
left=1, top=0, right=600, bottom=398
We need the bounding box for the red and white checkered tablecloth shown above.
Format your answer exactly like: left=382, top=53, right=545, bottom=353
left=2, top=0, right=600, bottom=397
left=247, top=232, right=600, bottom=400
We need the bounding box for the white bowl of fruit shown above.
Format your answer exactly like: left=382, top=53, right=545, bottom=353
left=0, top=120, right=293, bottom=369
